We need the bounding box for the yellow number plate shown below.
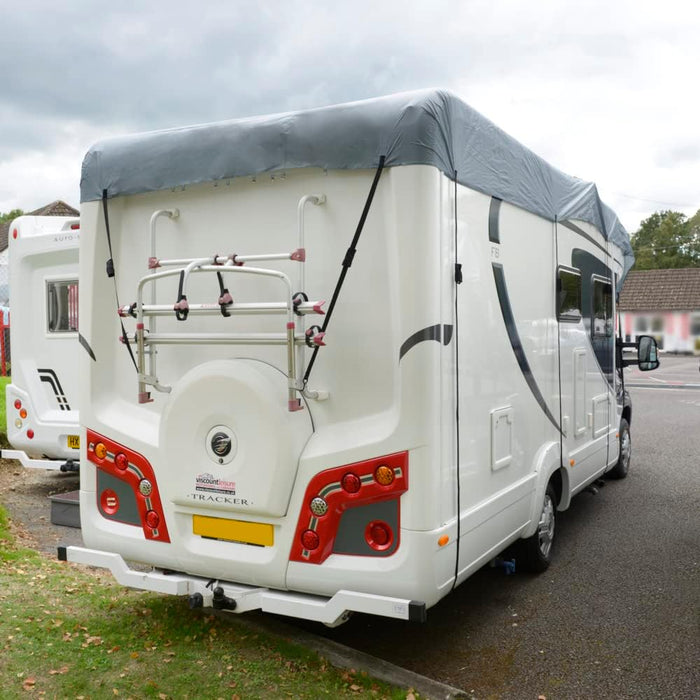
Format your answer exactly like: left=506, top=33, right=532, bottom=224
left=193, top=515, right=273, bottom=547
left=67, top=435, right=80, bottom=449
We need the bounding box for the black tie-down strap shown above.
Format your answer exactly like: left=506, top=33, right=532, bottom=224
left=102, top=191, right=139, bottom=373
left=217, top=271, right=233, bottom=317
left=174, top=271, right=189, bottom=321
left=303, top=156, right=386, bottom=387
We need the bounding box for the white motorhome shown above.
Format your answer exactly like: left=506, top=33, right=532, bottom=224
left=61, top=90, right=657, bottom=624
left=3, top=215, right=81, bottom=471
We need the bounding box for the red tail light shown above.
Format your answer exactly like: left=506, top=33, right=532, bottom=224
left=87, top=429, right=170, bottom=543
left=290, top=451, right=408, bottom=564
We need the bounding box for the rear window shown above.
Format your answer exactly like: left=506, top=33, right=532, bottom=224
left=47, top=279, right=79, bottom=333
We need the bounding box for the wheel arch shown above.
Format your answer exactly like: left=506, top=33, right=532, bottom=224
left=521, top=441, right=566, bottom=539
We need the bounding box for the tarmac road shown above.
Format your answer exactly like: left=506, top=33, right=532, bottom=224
left=294, top=355, right=700, bottom=699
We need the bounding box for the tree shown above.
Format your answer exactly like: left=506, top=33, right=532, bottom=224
left=0, top=209, right=23, bottom=225
left=631, top=209, right=700, bottom=270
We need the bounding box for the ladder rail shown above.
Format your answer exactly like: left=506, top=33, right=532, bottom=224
left=134, top=264, right=298, bottom=407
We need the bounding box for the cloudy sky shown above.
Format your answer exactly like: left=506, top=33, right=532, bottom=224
left=1, top=0, right=698, bottom=233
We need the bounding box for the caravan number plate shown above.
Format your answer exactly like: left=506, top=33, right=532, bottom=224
left=193, top=514, right=274, bottom=547
left=67, top=435, right=80, bottom=449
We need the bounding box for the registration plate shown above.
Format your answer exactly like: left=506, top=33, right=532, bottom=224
left=193, top=514, right=273, bottom=546
left=67, top=435, right=80, bottom=449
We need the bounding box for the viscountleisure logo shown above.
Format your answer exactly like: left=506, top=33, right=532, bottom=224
left=195, top=472, right=236, bottom=495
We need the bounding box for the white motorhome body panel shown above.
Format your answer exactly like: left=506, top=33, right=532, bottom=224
left=79, top=166, right=458, bottom=601
left=4, top=216, right=80, bottom=467
left=76, top=162, right=628, bottom=618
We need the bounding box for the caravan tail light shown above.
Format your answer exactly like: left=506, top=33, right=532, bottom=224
left=26, top=429, right=34, bottom=439
left=100, top=489, right=119, bottom=515
left=14, top=400, right=21, bottom=410
left=301, top=529, right=320, bottom=551
left=366, top=521, right=393, bottom=550
left=290, top=451, right=408, bottom=564
left=87, top=429, right=170, bottom=543
left=341, top=473, right=361, bottom=493
left=374, top=465, right=394, bottom=486
left=12, top=229, right=17, bottom=239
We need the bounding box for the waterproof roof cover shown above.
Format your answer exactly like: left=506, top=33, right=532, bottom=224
left=81, top=88, right=633, bottom=277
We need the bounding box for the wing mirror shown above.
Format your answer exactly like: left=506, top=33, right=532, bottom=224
left=637, top=335, right=660, bottom=371
left=617, top=334, right=660, bottom=371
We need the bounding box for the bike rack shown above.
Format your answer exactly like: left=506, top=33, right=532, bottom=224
left=122, top=195, right=326, bottom=411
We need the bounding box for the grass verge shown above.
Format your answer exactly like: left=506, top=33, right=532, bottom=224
left=0, top=505, right=413, bottom=699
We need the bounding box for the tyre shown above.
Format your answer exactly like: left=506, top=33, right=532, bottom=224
left=518, top=483, right=557, bottom=573
left=607, top=418, right=631, bottom=480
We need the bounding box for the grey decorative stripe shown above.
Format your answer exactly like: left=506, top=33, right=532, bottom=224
left=79, top=333, right=96, bottom=361
left=489, top=197, right=502, bottom=243
left=399, top=324, right=454, bottom=361
left=38, top=368, right=70, bottom=411
left=491, top=263, right=561, bottom=433
left=560, top=220, right=608, bottom=256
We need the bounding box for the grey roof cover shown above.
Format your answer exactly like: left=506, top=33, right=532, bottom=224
left=81, top=88, right=633, bottom=277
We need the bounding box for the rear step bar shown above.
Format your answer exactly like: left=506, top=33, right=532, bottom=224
left=58, top=546, right=426, bottom=626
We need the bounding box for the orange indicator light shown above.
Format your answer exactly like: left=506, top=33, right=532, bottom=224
left=374, top=465, right=394, bottom=486
left=19, top=409, right=27, bottom=419
left=95, top=442, right=108, bottom=459
left=569, top=459, right=575, bottom=467
left=438, top=535, right=450, bottom=547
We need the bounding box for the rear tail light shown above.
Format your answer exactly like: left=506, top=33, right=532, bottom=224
left=366, top=520, right=393, bottom=550
left=87, top=429, right=170, bottom=543
left=291, top=451, right=408, bottom=564
left=14, top=400, right=21, bottom=410
left=374, top=465, right=394, bottom=485
left=26, top=429, right=34, bottom=439
left=301, top=530, right=320, bottom=551
left=341, top=472, right=361, bottom=493
left=100, top=489, right=119, bottom=515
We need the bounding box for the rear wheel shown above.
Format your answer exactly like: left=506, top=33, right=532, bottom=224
left=518, top=483, right=557, bottom=573
left=607, top=418, right=631, bottom=479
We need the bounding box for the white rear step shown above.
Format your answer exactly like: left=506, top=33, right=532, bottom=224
left=0, top=449, right=79, bottom=471
left=59, top=546, right=426, bottom=626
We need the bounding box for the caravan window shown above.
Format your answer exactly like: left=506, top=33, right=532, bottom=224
left=592, top=277, right=613, bottom=337
left=557, top=267, right=581, bottom=322
left=47, top=280, right=79, bottom=333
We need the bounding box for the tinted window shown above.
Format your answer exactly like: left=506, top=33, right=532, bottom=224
left=47, top=280, right=79, bottom=333
left=592, top=278, right=613, bottom=337
left=558, top=268, right=581, bottom=321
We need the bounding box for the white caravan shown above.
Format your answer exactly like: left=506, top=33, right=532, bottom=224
left=61, top=90, right=657, bottom=624
left=2, top=215, right=81, bottom=471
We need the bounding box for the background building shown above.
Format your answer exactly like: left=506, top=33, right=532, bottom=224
left=618, top=268, right=700, bottom=353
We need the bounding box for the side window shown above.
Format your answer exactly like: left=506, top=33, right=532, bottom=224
left=690, top=314, right=700, bottom=336
left=592, top=277, right=613, bottom=338
left=557, top=267, right=581, bottom=322
left=47, top=280, right=79, bottom=333
left=635, top=316, right=649, bottom=333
